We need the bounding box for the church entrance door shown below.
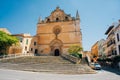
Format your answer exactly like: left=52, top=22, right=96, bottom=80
left=50, top=39, right=63, bottom=56
left=54, top=49, right=59, bottom=56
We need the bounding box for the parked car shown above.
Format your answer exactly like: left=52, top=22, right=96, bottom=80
left=90, top=63, right=101, bottom=70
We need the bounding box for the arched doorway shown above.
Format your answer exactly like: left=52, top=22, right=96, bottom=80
left=50, top=39, right=63, bottom=56
left=54, top=49, right=59, bottom=56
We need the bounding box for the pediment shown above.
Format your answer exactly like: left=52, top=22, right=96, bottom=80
left=45, top=7, right=72, bottom=22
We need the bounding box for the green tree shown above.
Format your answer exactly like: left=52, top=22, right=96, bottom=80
left=0, top=31, right=19, bottom=55
left=68, top=45, right=83, bottom=58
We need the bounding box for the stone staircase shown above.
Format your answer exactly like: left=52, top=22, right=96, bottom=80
left=0, top=56, right=95, bottom=74
left=1, top=56, right=72, bottom=64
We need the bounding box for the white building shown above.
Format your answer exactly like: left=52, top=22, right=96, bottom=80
left=105, top=25, right=117, bottom=56
left=29, top=36, right=38, bottom=55
left=13, top=33, right=32, bottom=54
left=98, top=39, right=106, bottom=57
left=115, top=20, right=120, bottom=55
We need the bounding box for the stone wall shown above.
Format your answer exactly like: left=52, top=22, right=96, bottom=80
left=61, top=54, right=81, bottom=64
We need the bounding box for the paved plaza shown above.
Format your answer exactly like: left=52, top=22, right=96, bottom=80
left=0, top=69, right=120, bottom=80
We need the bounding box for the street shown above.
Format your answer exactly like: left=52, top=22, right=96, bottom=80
left=0, top=68, right=120, bottom=80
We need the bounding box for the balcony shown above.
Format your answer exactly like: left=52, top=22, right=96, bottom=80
left=107, top=40, right=116, bottom=47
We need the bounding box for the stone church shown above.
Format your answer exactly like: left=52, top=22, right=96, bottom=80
left=30, top=7, right=82, bottom=56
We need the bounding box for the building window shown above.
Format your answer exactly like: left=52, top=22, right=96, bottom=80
left=113, top=40, right=116, bottom=44
left=20, top=40, right=22, bottom=42
left=119, top=45, right=120, bottom=55
left=115, top=50, right=117, bottom=55
left=25, top=46, right=27, bottom=51
left=54, top=28, right=61, bottom=35
left=20, top=37, right=23, bottom=42
left=117, top=33, right=119, bottom=41
left=35, top=49, right=38, bottom=54
left=17, top=37, right=23, bottom=42
left=31, top=48, right=33, bottom=51
left=107, top=39, right=115, bottom=47
left=34, top=42, right=36, bottom=46
left=112, top=50, right=117, bottom=55
left=26, top=39, right=28, bottom=45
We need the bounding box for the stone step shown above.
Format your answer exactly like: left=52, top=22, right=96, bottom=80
left=0, top=56, right=95, bottom=74
left=0, top=63, right=95, bottom=74
left=0, top=56, right=72, bottom=64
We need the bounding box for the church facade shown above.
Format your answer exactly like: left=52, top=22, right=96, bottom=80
left=30, top=7, right=82, bottom=56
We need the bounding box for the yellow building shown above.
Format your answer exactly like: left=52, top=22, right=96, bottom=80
left=91, top=41, right=99, bottom=57
left=30, top=7, right=82, bottom=56
left=12, top=33, right=32, bottom=54
left=91, top=41, right=99, bottom=62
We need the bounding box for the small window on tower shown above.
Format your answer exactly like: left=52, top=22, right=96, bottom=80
left=65, top=16, right=68, bottom=21
left=47, top=18, right=50, bottom=22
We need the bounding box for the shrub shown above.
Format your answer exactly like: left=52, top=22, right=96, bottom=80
left=113, top=55, right=120, bottom=63
left=68, top=45, right=83, bottom=59
left=0, top=31, right=19, bottom=55
left=97, top=57, right=106, bottom=62
left=68, top=45, right=83, bottom=54
left=78, top=53, right=82, bottom=59
left=106, top=58, right=112, bottom=62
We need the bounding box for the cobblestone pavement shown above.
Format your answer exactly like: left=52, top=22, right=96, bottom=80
left=0, top=69, right=120, bottom=80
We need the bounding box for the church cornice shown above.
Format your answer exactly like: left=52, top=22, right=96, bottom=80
left=36, top=31, right=81, bottom=35
left=37, top=7, right=80, bottom=24
left=37, top=19, right=77, bottom=24
left=38, top=42, right=81, bottom=45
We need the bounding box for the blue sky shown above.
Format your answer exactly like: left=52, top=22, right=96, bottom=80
left=0, top=0, right=120, bottom=51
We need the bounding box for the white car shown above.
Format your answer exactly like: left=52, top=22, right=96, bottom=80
left=90, top=63, right=101, bottom=70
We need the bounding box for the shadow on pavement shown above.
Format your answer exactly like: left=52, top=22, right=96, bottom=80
left=102, top=66, right=120, bottom=75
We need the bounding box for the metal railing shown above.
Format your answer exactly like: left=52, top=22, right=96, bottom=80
left=0, top=53, right=34, bottom=60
